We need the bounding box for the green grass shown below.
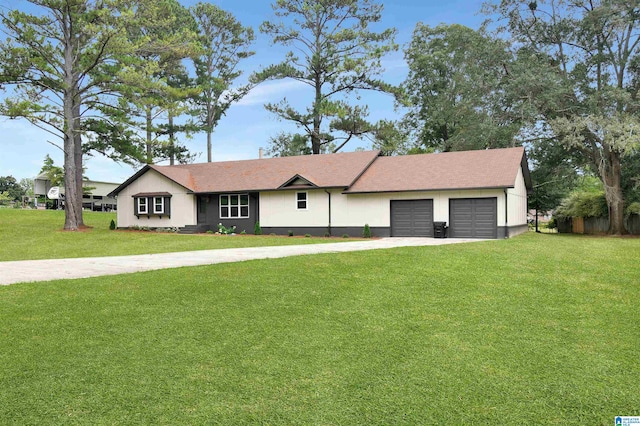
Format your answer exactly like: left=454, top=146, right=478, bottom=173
left=0, top=209, right=353, bottom=261
left=1, top=233, right=638, bottom=424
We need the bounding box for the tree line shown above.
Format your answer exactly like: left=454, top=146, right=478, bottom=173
left=1, top=0, right=638, bottom=234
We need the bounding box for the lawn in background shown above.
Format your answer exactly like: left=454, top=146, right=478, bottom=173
left=1, top=233, right=638, bottom=424
left=0, top=209, right=357, bottom=261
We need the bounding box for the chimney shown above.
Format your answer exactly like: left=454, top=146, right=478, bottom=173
left=259, top=147, right=264, bottom=159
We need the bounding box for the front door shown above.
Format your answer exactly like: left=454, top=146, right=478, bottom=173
left=197, top=196, right=207, bottom=224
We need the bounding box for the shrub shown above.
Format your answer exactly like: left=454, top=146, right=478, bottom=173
left=254, top=221, right=262, bottom=235
left=342, top=234, right=349, bottom=238
left=241, top=230, right=247, bottom=235
left=288, top=230, right=294, bottom=237
left=362, top=223, right=371, bottom=238
left=555, top=191, right=608, bottom=218
left=217, top=223, right=236, bottom=235
left=304, top=233, right=311, bottom=238
left=547, top=217, right=557, bottom=229
left=206, top=230, right=214, bottom=234
left=109, top=219, right=116, bottom=230
left=626, top=202, right=640, bottom=216
left=269, top=233, right=277, bottom=236
left=324, top=232, right=331, bottom=237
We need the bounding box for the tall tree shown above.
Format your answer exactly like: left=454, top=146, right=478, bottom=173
left=0, top=0, right=142, bottom=230
left=40, top=154, right=65, bottom=187
left=487, top=0, right=640, bottom=234
left=253, top=0, right=398, bottom=154
left=528, top=140, right=582, bottom=215
left=190, top=2, right=255, bottom=163
left=266, top=132, right=313, bottom=157
left=368, top=120, right=409, bottom=156
left=124, top=0, right=198, bottom=165
left=402, top=24, right=520, bottom=152
left=0, top=176, right=23, bottom=201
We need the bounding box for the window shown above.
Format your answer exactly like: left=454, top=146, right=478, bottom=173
left=198, top=198, right=207, bottom=214
left=153, top=196, right=164, bottom=214
left=296, top=192, right=307, bottom=210
left=220, top=194, right=249, bottom=218
left=133, top=194, right=171, bottom=217
left=137, top=197, right=148, bottom=214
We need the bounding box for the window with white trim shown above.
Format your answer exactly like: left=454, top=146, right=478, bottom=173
left=220, top=194, right=249, bottom=218
left=296, top=192, right=307, bottom=210
left=153, top=196, right=164, bottom=214
left=137, top=197, right=148, bottom=214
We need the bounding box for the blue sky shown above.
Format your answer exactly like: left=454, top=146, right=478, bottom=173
left=0, top=0, right=486, bottom=183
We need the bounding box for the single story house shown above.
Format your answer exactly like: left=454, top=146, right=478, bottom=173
left=108, top=147, right=532, bottom=239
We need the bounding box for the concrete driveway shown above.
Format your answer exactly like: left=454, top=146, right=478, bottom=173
left=0, top=237, right=487, bottom=286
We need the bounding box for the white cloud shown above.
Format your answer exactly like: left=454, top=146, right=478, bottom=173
left=236, top=80, right=308, bottom=106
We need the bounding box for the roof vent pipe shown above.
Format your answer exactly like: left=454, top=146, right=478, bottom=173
left=259, top=148, right=264, bottom=159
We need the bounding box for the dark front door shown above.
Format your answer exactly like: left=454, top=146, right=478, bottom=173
left=197, top=196, right=207, bottom=224
left=390, top=199, right=434, bottom=237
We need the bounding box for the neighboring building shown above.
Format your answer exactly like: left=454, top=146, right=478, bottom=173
left=34, top=172, right=118, bottom=211
left=109, top=147, right=532, bottom=239
left=528, top=209, right=553, bottom=223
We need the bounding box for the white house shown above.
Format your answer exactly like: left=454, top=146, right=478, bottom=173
left=108, top=147, right=532, bottom=239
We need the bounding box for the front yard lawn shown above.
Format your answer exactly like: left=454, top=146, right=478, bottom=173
left=1, top=233, right=638, bottom=424
left=0, top=209, right=356, bottom=261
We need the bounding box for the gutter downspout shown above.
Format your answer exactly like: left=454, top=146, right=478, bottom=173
left=325, top=190, right=332, bottom=236
left=504, top=188, right=509, bottom=238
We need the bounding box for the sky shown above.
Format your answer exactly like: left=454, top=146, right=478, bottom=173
left=0, top=0, right=487, bottom=184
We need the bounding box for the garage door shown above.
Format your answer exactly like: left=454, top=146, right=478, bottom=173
left=390, top=200, right=434, bottom=237
left=449, top=198, right=497, bottom=238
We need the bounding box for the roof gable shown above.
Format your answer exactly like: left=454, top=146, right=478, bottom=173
left=137, top=150, right=380, bottom=193
left=278, top=174, right=318, bottom=189
left=108, top=165, right=195, bottom=197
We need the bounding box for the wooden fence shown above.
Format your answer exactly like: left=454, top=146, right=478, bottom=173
left=557, top=215, right=640, bottom=235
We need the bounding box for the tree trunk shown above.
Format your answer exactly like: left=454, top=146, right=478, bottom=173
left=63, top=88, right=82, bottom=231
left=602, top=150, right=627, bottom=235
left=146, top=108, right=153, bottom=164
left=62, top=14, right=81, bottom=231
left=168, top=110, right=175, bottom=166
left=207, top=130, right=212, bottom=162
left=312, top=72, right=322, bottom=154
left=73, top=99, right=84, bottom=226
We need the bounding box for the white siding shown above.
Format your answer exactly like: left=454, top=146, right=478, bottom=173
left=259, top=187, right=521, bottom=228
left=332, top=189, right=508, bottom=227
left=260, top=190, right=329, bottom=227
left=86, top=181, right=119, bottom=197
left=506, top=167, right=529, bottom=226
left=115, top=170, right=196, bottom=228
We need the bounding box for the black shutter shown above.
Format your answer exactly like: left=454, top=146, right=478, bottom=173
left=133, top=197, right=138, bottom=217
left=164, top=196, right=171, bottom=217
